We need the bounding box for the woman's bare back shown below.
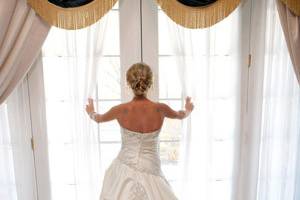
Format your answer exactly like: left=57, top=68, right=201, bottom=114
left=85, top=96, right=194, bottom=133
left=117, top=99, right=164, bottom=133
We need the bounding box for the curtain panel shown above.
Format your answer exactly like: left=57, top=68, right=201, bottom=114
left=0, top=0, right=50, bottom=105
left=160, top=5, right=243, bottom=199
left=237, top=0, right=300, bottom=200
left=277, top=0, right=300, bottom=85
left=0, top=78, right=38, bottom=200
left=40, top=14, right=111, bottom=199
left=162, top=0, right=300, bottom=199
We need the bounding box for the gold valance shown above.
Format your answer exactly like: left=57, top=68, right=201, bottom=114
left=27, top=0, right=117, bottom=30
left=27, top=0, right=241, bottom=30
left=280, top=0, right=300, bottom=16
left=156, top=0, right=241, bottom=29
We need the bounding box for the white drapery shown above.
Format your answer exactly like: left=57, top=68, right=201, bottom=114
left=0, top=0, right=50, bottom=105
left=0, top=9, right=110, bottom=200
left=237, top=0, right=300, bottom=199
left=162, top=0, right=300, bottom=199
left=255, top=0, right=300, bottom=199
left=1, top=0, right=299, bottom=199
left=41, top=15, right=109, bottom=199
left=162, top=6, right=242, bottom=200
left=0, top=77, right=37, bottom=200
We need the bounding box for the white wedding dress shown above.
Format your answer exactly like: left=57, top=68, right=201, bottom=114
left=99, top=127, right=178, bottom=200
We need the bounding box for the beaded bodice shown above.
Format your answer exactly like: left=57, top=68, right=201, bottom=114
left=116, top=127, right=163, bottom=177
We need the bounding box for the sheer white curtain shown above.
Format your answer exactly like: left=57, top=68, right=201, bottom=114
left=0, top=77, right=37, bottom=200
left=237, top=0, right=300, bottom=199
left=41, top=15, right=110, bottom=199
left=0, top=13, right=110, bottom=199
left=165, top=0, right=300, bottom=200
left=162, top=0, right=300, bottom=199
left=256, top=0, right=300, bottom=199
left=161, top=6, right=243, bottom=200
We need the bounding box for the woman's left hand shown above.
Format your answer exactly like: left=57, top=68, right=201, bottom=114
left=85, top=98, right=95, bottom=114
left=185, top=96, right=194, bottom=113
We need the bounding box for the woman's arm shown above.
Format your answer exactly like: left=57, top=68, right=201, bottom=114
left=85, top=98, right=119, bottom=123
left=159, top=97, right=194, bottom=119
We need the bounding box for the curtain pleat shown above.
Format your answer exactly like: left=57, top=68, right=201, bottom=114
left=0, top=0, right=50, bottom=105
left=161, top=5, right=243, bottom=199
left=0, top=71, right=40, bottom=200
left=280, top=0, right=300, bottom=16
left=256, top=0, right=300, bottom=198
left=277, top=0, right=300, bottom=85
left=41, top=14, right=110, bottom=199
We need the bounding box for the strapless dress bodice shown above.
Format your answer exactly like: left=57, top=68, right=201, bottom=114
left=116, top=127, right=163, bottom=176
left=100, top=127, right=178, bottom=200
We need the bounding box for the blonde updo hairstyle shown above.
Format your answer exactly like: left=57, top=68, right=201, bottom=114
left=126, top=62, right=153, bottom=97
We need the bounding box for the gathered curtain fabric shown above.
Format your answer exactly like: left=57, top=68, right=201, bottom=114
left=162, top=5, right=243, bottom=199
left=277, top=0, right=300, bottom=85
left=0, top=69, right=39, bottom=200
left=237, top=0, right=300, bottom=199
left=0, top=9, right=110, bottom=199
left=163, top=0, right=300, bottom=199
left=0, top=0, right=50, bottom=105
left=40, top=15, right=110, bottom=199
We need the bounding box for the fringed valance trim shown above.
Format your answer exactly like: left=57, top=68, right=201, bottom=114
left=27, top=0, right=118, bottom=30
left=156, top=0, right=241, bottom=29
left=280, top=0, right=300, bottom=16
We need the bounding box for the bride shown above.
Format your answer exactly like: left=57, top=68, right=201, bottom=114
left=85, top=62, right=194, bottom=200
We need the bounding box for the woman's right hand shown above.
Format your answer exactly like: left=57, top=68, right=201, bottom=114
left=85, top=98, right=95, bottom=114
left=185, top=96, right=194, bottom=113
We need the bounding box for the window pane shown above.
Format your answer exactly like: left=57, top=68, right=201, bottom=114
left=159, top=56, right=182, bottom=99
left=211, top=140, right=234, bottom=180
left=209, top=56, right=239, bottom=98
left=102, top=11, right=120, bottom=56
left=99, top=143, right=121, bottom=171
left=159, top=100, right=182, bottom=141
left=42, top=7, right=120, bottom=200
left=97, top=57, right=121, bottom=100
left=160, top=141, right=181, bottom=193
left=211, top=98, right=237, bottom=140
left=48, top=144, right=76, bottom=185
left=98, top=100, right=121, bottom=142
left=43, top=11, right=120, bottom=58
left=160, top=141, right=180, bottom=164
left=50, top=185, right=76, bottom=200
left=158, top=10, right=173, bottom=56
left=42, top=57, right=72, bottom=101
left=210, top=180, right=232, bottom=200
left=45, top=101, right=74, bottom=144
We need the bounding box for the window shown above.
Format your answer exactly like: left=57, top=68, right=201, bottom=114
left=42, top=3, right=121, bottom=199
left=0, top=103, right=18, bottom=200
left=158, top=8, right=183, bottom=188
left=41, top=1, right=242, bottom=199
left=157, top=5, right=242, bottom=199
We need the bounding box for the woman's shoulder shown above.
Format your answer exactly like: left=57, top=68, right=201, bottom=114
left=112, top=102, right=128, bottom=111
left=115, top=99, right=163, bottom=109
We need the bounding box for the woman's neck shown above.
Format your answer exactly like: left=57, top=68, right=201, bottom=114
left=133, top=95, right=147, bottom=101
